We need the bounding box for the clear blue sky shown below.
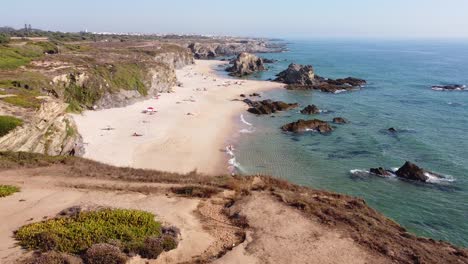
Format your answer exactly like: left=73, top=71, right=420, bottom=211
left=2, top=0, right=468, bottom=39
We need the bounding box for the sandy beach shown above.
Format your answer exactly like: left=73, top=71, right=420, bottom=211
left=73, top=60, right=283, bottom=175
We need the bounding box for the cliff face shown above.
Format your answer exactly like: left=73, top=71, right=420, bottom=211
left=188, top=39, right=285, bottom=59
left=0, top=100, right=83, bottom=156
left=0, top=41, right=194, bottom=156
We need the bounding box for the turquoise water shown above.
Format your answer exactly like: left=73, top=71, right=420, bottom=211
left=233, top=40, right=468, bottom=247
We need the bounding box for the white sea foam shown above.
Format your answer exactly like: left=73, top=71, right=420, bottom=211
left=334, top=89, right=347, bottom=94
left=240, top=114, right=252, bottom=126
left=424, top=172, right=455, bottom=183
left=350, top=169, right=368, bottom=174
left=239, top=128, right=254, bottom=134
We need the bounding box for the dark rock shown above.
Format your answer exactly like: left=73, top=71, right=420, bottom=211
left=262, top=58, right=278, bottom=63
left=275, top=63, right=317, bottom=85
left=275, top=64, right=366, bottom=93
left=388, top=127, right=397, bottom=133
left=432, top=84, right=466, bottom=91
left=300, top=105, right=320, bottom=115
left=226, top=52, right=265, bottom=77
left=370, top=167, right=392, bottom=177
left=395, top=161, right=436, bottom=182
left=244, top=99, right=298, bottom=115
left=333, top=117, right=348, bottom=124
left=250, top=93, right=261, bottom=97
left=281, top=119, right=333, bottom=134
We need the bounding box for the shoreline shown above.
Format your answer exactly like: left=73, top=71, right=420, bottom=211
left=73, top=60, right=283, bottom=175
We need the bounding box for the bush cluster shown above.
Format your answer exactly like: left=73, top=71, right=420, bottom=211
left=0, top=115, right=23, bottom=137
left=15, top=209, right=162, bottom=254
left=0, top=184, right=20, bottom=197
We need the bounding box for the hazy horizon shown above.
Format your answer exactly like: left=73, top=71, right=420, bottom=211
left=2, top=0, right=468, bottom=39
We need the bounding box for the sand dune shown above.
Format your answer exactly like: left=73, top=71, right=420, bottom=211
left=73, top=60, right=283, bottom=175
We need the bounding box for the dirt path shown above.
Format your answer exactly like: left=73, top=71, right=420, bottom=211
left=216, top=193, right=391, bottom=264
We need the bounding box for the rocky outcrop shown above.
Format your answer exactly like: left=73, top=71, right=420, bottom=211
left=275, top=64, right=366, bottom=93
left=152, top=49, right=194, bottom=69
left=275, top=64, right=316, bottom=86
left=0, top=99, right=84, bottom=156
left=281, top=119, right=333, bottom=134
left=368, top=161, right=444, bottom=182
left=188, top=40, right=285, bottom=59
left=395, top=161, right=444, bottom=182
left=300, top=105, right=320, bottom=115
left=333, top=117, right=348, bottom=124
left=188, top=43, right=216, bottom=59
left=226, top=53, right=265, bottom=77
left=243, top=99, right=298, bottom=115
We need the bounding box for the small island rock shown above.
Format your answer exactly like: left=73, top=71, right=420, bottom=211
left=281, top=119, right=333, bottom=134
left=300, top=105, right=321, bottom=115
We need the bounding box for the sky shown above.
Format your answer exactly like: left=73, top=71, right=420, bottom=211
left=2, top=0, right=468, bottom=39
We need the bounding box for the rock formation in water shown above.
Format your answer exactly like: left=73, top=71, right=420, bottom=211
left=243, top=99, right=298, bottom=115
left=275, top=63, right=366, bottom=93
left=370, top=167, right=393, bottom=177
left=281, top=119, right=333, bottom=133
left=226, top=53, right=265, bottom=77
left=431, top=84, right=466, bottom=91
left=395, top=161, right=444, bottom=182
left=275, top=64, right=316, bottom=86
left=333, top=117, right=348, bottom=124
left=300, top=105, right=321, bottom=115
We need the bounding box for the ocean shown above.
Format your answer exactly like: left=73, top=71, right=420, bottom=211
left=229, top=39, right=468, bottom=247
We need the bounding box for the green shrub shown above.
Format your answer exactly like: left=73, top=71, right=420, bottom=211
left=15, top=209, right=162, bottom=254
left=84, top=243, right=127, bottom=264
left=138, top=236, right=163, bottom=259
left=0, top=115, right=23, bottom=137
left=0, top=185, right=20, bottom=197
left=138, top=234, right=178, bottom=259
left=0, top=34, right=10, bottom=44
left=21, top=251, right=83, bottom=264
left=160, top=234, right=178, bottom=251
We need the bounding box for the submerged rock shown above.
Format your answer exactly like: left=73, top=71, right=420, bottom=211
left=275, top=63, right=366, bottom=93
left=244, top=99, right=298, bottom=115
left=281, top=119, right=333, bottom=134
left=431, top=84, right=466, bottom=91
left=388, top=127, right=397, bottom=133
left=370, top=167, right=393, bottom=177
left=300, top=105, right=320, bottom=115
left=333, top=117, right=348, bottom=124
left=262, top=58, right=278, bottom=63
left=226, top=52, right=265, bottom=77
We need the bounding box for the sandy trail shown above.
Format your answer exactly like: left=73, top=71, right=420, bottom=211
left=0, top=169, right=216, bottom=264
left=73, top=60, right=283, bottom=175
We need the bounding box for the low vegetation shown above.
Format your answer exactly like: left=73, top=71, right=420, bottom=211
left=0, top=115, right=23, bottom=137
left=0, top=42, right=58, bottom=70
left=0, top=184, right=20, bottom=197
left=15, top=207, right=180, bottom=263
left=15, top=208, right=162, bottom=254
